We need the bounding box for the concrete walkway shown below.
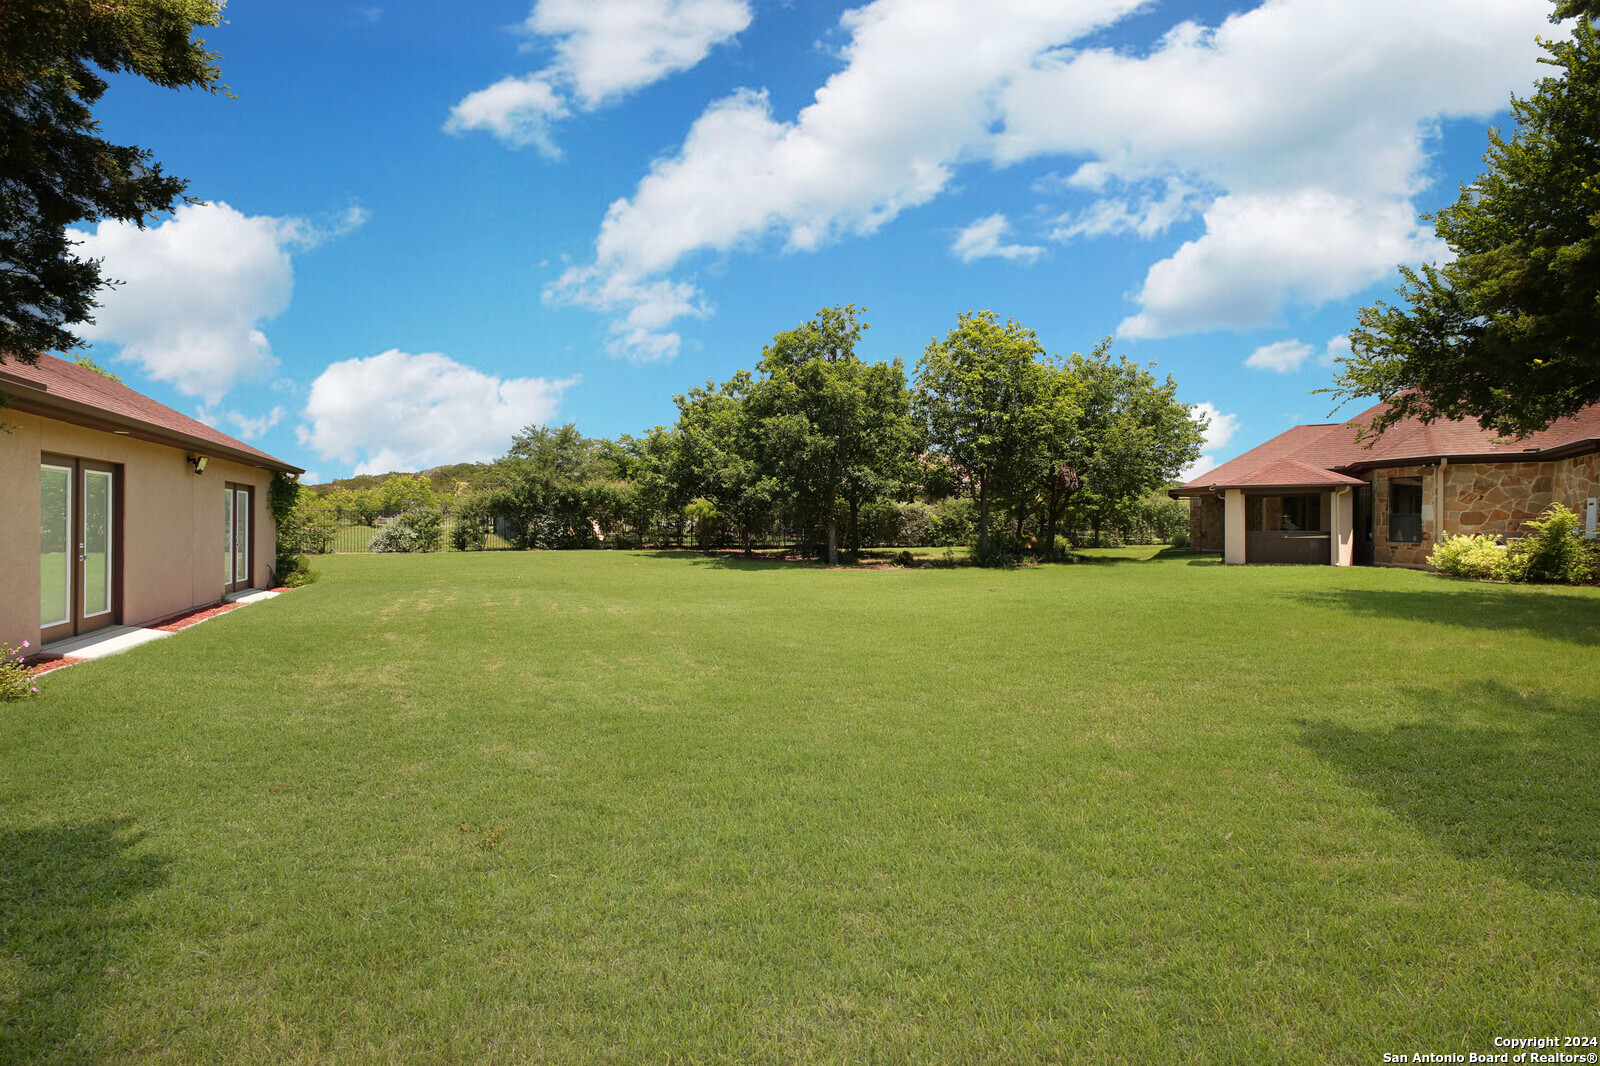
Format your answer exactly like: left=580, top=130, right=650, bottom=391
left=40, top=588, right=282, bottom=661
left=40, top=625, right=171, bottom=660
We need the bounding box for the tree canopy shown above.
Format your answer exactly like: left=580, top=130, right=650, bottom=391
left=914, top=311, right=1070, bottom=559
left=1, top=0, right=225, bottom=361
left=1328, top=11, right=1600, bottom=438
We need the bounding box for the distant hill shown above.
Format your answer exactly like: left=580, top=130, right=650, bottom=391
left=307, top=462, right=492, bottom=497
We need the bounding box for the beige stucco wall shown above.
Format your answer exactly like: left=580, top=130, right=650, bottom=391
left=1, top=410, right=277, bottom=651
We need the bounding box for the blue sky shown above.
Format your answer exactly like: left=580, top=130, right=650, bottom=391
left=70, top=0, right=1556, bottom=483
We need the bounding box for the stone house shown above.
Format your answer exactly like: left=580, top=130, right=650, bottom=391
left=1172, top=400, right=1600, bottom=567
left=1, top=354, right=303, bottom=653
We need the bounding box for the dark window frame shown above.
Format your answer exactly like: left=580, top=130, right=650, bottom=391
left=1388, top=478, right=1424, bottom=543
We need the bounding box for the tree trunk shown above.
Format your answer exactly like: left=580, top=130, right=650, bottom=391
left=1092, top=516, right=1101, bottom=547
left=826, top=515, right=839, bottom=566
left=977, top=480, right=991, bottom=558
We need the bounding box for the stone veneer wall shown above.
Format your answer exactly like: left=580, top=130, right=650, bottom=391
left=1553, top=451, right=1600, bottom=519
left=1370, top=464, right=1434, bottom=568
left=1369, top=451, right=1600, bottom=568
left=1189, top=496, right=1225, bottom=551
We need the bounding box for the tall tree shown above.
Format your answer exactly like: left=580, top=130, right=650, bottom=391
left=749, top=305, right=918, bottom=566
left=1054, top=342, right=1203, bottom=547
left=914, top=311, right=1068, bottom=560
left=1, top=0, right=226, bottom=361
left=672, top=371, right=776, bottom=556
left=1327, top=11, right=1600, bottom=438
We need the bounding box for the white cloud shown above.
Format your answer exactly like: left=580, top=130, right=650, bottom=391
left=1117, top=191, right=1445, bottom=338
left=528, top=0, right=752, bottom=107
left=1181, top=401, right=1242, bottom=482
left=1322, top=333, right=1352, bottom=367
left=549, top=0, right=1548, bottom=356
left=199, top=405, right=287, bottom=440
left=951, top=214, right=1044, bottom=264
left=448, top=0, right=750, bottom=150
left=1050, top=178, right=1202, bottom=242
left=1245, top=338, right=1314, bottom=374
left=69, top=201, right=366, bottom=404
left=558, top=0, right=1143, bottom=357
left=299, top=350, right=578, bottom=474
left=997, top=0, right=1546, bottom=337
left=444, top=74, right=567, bottom=156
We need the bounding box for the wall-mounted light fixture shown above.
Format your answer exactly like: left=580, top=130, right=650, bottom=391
left=188, top=455, right=209, bottom=475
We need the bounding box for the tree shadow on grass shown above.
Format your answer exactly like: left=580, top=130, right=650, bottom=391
left=0, top=818, right=169, bottom=1063
left=1290, top=583, right=1600, bottom=646
left=1300, top=682, right=1600, bottom=898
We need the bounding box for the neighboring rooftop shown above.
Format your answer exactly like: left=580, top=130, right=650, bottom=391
left=1176, top=399, right=1600, bottom=496
left=0, top=352, right=302, bottom=474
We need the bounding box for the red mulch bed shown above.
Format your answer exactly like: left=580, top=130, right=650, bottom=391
left=150, top=586, right=295, bottom=632
left=28, top=657, right=82, bottom=677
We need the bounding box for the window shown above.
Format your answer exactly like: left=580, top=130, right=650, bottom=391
left=1389, top=478, right=1423, bottom=542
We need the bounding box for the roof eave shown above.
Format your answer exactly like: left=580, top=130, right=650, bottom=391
left=2, top=388, right=304, bottom=475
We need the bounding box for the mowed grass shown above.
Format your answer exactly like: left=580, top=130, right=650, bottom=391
left=3, top=549, right=1598, bottom=1064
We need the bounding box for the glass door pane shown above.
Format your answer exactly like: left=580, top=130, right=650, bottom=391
left=224, top=489, right=234, bottom=584
left=83, top=471, right=112, bottom=617
left=234, top=490, right=249, bottom=587
left=41, top=465, right=71, bottom=627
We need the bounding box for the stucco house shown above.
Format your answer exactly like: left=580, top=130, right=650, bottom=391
left=1173, top=399, right=1600, bottom=567
left=1, top=353, right=303, bottom=653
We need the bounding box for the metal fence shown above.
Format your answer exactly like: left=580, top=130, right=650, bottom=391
left=292, top=512, right=515, bottom=554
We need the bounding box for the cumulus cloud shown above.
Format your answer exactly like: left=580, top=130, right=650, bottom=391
left=1244, top=338, right=1314, bottom=374
left=68, top=202, right=369, bottom=404
left=1181, top=401, right=1243, bottom=481
left=447, top=0, right=750, bottom=151
left=557, top=0, right=1142, bottom=357
left=299, top=349, right=578, bottom=474
left=550, top=0, right=1547, bottom=356
left=1322, top=333, right=1353, bottom=367
left=444, top=74, right=567, bottom=156
left=951, top=214, right=1044, bottom=264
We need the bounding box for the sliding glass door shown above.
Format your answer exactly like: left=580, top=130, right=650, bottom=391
left=40, top=456, right=119, bottom=644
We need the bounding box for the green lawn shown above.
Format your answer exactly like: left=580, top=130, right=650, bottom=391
left=4, top=549, right=1597, bottom=1063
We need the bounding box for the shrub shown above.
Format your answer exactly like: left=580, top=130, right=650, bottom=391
left=370, top=508, right=444, bottom=553
left=451, top=517, right=487, bottom=552
left=1430, top=533, right=1516, bottom=581
left=271, top=555, right=317, bottom=588
left=1169, top=531, right=1191, bottom=549
left=1509, top=503, right=1589, bottom=583
left=1, top=642, right=37, bottom=701
left=927, top=498, right=976, bottom=547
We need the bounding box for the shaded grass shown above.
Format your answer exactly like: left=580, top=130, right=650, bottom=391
left=2, top=548, right=1597, bottom=1063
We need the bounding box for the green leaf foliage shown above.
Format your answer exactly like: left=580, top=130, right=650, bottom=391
left=1329, top=13, right=1600, bottom=437
left=0, top=0, right=225, bottom=360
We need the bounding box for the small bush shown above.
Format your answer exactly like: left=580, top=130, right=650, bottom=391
left=1169, top=531, right=1190, bottom=549
left=1, top=642, right=37, bottom=701
left=894, top=550, right=918, bottom=568
left=1430, top=533, right=1516, bottom=581
left=451, top=518, right=487, bottom=552
left=371, top=508, right=444, bottom=553
left=271, top=555, right=317, bottom=588
left=1510, top=503, right=1589, bottom=584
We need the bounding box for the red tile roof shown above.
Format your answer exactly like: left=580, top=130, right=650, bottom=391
left=0, top=353, right=301, bottom=473
left=1177, top=400, right=1600, bottom=495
